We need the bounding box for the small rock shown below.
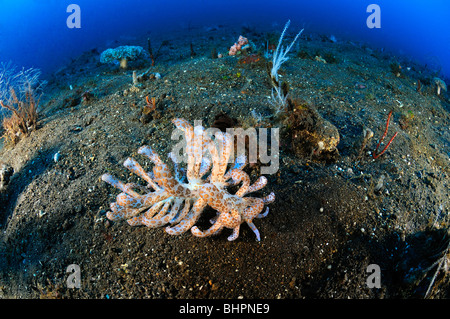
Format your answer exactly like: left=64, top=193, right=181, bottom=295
left=61, top=219, right=72, bottom=231
left=53, top=152, right=61, bottom=163
left=74, top=205, right=83, bottom=214
left=0, top=164, right=14, bottom=191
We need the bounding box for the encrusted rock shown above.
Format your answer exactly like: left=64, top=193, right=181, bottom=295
left=285, top=99, right=340, bottom=161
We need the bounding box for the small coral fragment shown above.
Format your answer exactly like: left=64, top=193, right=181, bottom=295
left=228, top=35, right=249, bottom=56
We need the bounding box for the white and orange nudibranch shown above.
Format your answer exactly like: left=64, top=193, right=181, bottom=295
left=101, top=118, right=275, bottom=241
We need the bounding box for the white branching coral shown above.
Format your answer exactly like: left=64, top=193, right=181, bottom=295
left=270, top=20, right=304, bottom=84
left=268, top=20, right=303, bottom=114
left=102, top=118, right=275, bottom=241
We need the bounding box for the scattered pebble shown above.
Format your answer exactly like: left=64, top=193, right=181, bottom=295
left=53, top=152, right=61, bottom=163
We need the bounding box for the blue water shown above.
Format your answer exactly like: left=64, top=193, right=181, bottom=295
left=0, top=0, right=449, bottom=78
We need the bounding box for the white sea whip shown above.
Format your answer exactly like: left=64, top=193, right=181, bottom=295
left=270, top=20, right=304, bottom=84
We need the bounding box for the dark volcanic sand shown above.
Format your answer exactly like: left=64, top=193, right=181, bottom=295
left=0, top=24, right=449, bottom=299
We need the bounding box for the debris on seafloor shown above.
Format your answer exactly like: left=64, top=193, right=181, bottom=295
left=398, top=110, right=415, bottom=131
left=355, top=82, right=367, bottom=90
left=135, top=68, right=162, bottom=83
left=123, top=69, right=161, bottom=96
left=389, top=61, right=403, bottom=78
left=314, top=55, right=327, bottom=64
left=355, top=127, right=374, bottom=161
left=373, top=174, right=385, bottom=193
left=81, top=90, right=94, bottom=104
left=53, top=152, right=61, bottom=163
left=238, top=53, right=263, bottom=66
